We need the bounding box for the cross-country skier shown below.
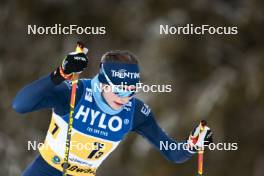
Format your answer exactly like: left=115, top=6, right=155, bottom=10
left=12, top=46, right=213, bottom=176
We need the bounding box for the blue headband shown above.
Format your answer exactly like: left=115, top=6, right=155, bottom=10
left=98, top=62, right=140, bottom=86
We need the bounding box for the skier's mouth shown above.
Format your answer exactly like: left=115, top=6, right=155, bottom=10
left=114, top=101, right=124, bottom=106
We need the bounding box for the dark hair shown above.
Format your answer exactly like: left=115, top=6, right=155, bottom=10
left=101, top=50, right=138, bottom=64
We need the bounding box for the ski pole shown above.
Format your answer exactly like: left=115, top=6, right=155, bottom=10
left=62, top=41, right=87, bottom=176
left=197, top=120, right=207, bottom=176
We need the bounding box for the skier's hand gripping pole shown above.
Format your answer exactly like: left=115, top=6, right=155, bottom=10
left=50, top=41, right=89, bottom=85
left=62, top=42, right=88, bottom=176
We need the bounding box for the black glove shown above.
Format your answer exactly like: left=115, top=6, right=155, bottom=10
left=61, top=52, right=88, bottom=74
left=51, top=49, right=88, bottom=85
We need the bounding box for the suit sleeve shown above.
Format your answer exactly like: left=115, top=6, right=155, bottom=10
left=132, top=98, right=194, bottom=164
left=12, top=74, right=83, bottom=116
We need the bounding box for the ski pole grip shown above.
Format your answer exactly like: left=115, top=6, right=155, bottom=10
left=76, top=41, right=88, bottom=54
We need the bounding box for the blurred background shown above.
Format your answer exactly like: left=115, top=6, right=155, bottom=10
left=1, top=0, right=264, bottom=175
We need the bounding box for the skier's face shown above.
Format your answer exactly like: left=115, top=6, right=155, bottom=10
left=102, top=84, right=135, bottom=110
